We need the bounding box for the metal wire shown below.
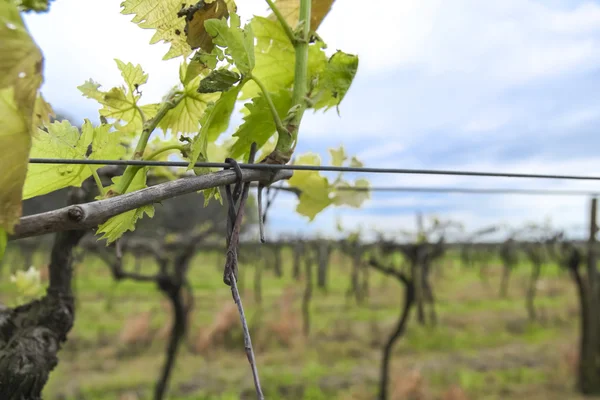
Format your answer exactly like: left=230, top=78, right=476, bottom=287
left=331, top=186, right=600, bottom=196
left=28, top=158, right=600, bottom=181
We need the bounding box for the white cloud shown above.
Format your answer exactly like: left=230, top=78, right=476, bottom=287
left=313, top=0, right=600, bottom=85
left=462, top=107, right=518, bottom=133
left=357, top=142, right=406, bottom=162
left=20, top=0, right=600, bottom=240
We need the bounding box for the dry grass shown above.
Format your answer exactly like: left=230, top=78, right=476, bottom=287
left=391, top=369, right=426, bottom=400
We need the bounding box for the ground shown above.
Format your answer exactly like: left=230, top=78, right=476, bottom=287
left=0, top=246, right=596, bottom=400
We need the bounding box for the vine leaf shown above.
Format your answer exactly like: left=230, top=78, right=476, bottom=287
left=181, top=50, right=221, bottom=85
left=286, top=148, right=370, bottom=220
left=0, top=88, right=31, bottom=232
left=23, top=120, right=124, bottom=199
left=0, top=227, right=6, bottom=262
left=329, top=146, right=346, bottom=167
left=158, top=74, right=219, bottom=134
left=23, top=120, right=88, bottom=199
left=16, top=0, right=54, bottom=12
left=0, top=3, right=44, bottom=232
left=288, top=153, right=332, bottom=220
left=198, top=68, right=241, bottom=93
left=205, top=12, right=255, bottom=75
left=349, top=156, right=363, bottom=168
left=120, top=0, right=192, bottom=60
left=188, top=90, right=240, bottom=206
left=267, top=0, right=335, bottom=31
left=78, top=60, right=157, bottom=135
left=311, top=50, right=359, bottom=112
left=96, top=167, right=154, bottom=243
left=206, top=83, right=244, bottom=142
left=0, top=0, right=43, bottom=113
left=32, top=93, right=54, bottom=127
left=178, top=0, right=230, bottom=52
left=85, top=120, right=127, bottom=166
left=332, top=178, right=370, bottom=208
left=241, top=16, right=327, bottom=100
left=229, top=88, right=292, bottom=160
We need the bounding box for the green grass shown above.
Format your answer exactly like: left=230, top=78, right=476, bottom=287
left=0, top=247, right=588, bottom=399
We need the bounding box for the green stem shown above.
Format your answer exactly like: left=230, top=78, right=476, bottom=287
left=112, top=91, right=183, bottom=196
left=135, top=104, right=148, bottom=126
left=265, top=0, right=296, bottom=44
left=271, top=0, right=311, bottom=163
left=250, top=75, right=287, bottom=136
left=145, top=144, right=186, bottom=161
left=89, top=168, right=106, bottom=196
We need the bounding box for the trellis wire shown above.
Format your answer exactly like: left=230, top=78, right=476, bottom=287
left=311, top=186, right=600, bottom=196
left=28, top=158, right=600, bottom=182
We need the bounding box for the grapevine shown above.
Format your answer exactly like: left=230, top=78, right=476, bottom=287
left=0, top=0, right=368, bottom=398
left=1, top=0, right=368, bottom=246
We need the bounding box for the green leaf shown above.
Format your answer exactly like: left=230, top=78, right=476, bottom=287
left=329, top=146, right=346, bottom=167
left=96, top=168, right=154, bottom=243
left=204, top=12, right=255, bottom=75
left=332, top=178, right=370, bottom=208
left=0, top=227, right=6, bottom=264
left=311, top=51, right=359, bottom=112
left=115, top=59, right=148, bottom=97
left=86, top=121, right=127, bottom=166
left=32, top=92, right=54, bottom=128
left=288, top=153, right=332, bottom=220
left=200, top=187, right=223, bottom=207
left=23, top=119, right=124, bottom=199
left=0, top=2, right=44, bottom=232
left=188, top=93, right=240, bottom=207
left=158, top=74, right=219, bottom=134
left=241, top=16, right=327, bottom=100
left=206, top=83, right=243, bottom=142
left=181, top=47, right=228, bottom=85
left=16, top=0, right=53, bottom=12
left=78, top=60, right=156, bottom=135
left=10, top=266, right=43, bottom=299
left=0, top=88, right=31, bottom=232
left=229, top=88, right=292, bottom=160
left=198, top=68, right=241, bottom=93
left=189, top=102, right=215, bottom=174
left=349, top=156, right=363, bottom=168
left=0, top=0, right=44, bottom=113
left=120, top=0, right=192, bottom=60
left=267, top=0, right=335, bottom=31
left=188, top=86, right=240, bottom=206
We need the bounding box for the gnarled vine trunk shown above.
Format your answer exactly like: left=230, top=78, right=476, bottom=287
left=316, top=241, right=331, bottom=292
left=0, top=180, right=96, bottom=399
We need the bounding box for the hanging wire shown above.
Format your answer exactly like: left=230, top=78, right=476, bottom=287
left=28, top=158, right=600, bottom=181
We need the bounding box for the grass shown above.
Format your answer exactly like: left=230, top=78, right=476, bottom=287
left=0, top=246, right=593, bottom=399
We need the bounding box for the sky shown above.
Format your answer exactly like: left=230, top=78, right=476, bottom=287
left=21, top=0, right=600, bottom=241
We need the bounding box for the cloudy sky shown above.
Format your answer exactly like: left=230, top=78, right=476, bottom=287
left=22, top=0, right=600, bottom=240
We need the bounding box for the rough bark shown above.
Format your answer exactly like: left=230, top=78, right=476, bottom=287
left=368, top=259, right=415, bottom=400
left=292, top=241, right=303, bottom=280
left=525, top=261, right=541, bottom=322
left=579, top=198, right=600, bottom=394
left=302, top=251, right=313, bottom=337
left=0, top=180, right=95, bottom=399
left=12, top=169, right=292, bottom=240
left=499, top=239, right=518, bottom=299
left=316, top=241, right=331, bottom=291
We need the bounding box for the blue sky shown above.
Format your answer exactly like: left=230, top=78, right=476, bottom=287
left=22, top=0, right=600, bottom=240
